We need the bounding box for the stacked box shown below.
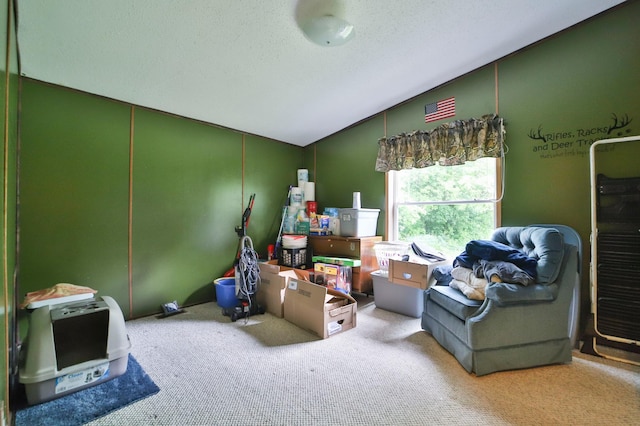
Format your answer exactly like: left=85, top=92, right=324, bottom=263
left=284, top=278, right=357, bottom=339
left=258, top=261, right=310, bottom=317
left=372, top=258, right=448, bottom=318
left=388, top=258, right=447, bottom=289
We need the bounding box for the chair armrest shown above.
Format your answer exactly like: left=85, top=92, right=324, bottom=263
left=484, top=282, right=558, bottom=306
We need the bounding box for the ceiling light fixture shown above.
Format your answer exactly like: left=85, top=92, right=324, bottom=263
left=301, top=14, right=355, bottom=47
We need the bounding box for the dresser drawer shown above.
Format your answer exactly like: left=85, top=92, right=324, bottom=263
left=309, top=237, right=362, bottom=258
left=309, top=236, right=382, bottom=294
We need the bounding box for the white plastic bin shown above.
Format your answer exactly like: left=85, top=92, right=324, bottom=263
left=339, top=208, right=380, bottom=237
left=373, top=241, right=410, bottom=273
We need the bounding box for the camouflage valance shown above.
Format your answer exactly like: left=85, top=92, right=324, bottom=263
left=375, top=114, right=505, bottom=172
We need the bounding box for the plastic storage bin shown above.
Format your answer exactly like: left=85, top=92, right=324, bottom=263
left=373, top=241, right=410, bottom=273
left=339, top=208, right=380, bottom=237
left=371, top=270, right=424, bottom=318
left=19, top=296, right=131, bottom=405
left=280, top=247, right=307, bottom=269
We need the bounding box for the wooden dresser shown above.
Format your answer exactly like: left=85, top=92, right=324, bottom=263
left=308, top=235, right=382, bottom=294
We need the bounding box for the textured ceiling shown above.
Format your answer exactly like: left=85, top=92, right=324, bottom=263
left=16, top=0, right=626, bottom=146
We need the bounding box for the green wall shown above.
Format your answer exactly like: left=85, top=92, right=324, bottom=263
left=1, top=0, right=18, bottom=420
left=18, top=82, right=302, bottom=321
left=309, top=2, right=640, bottom=335
left=131, top=109, right=243, bottom=316
left=498, top=2, right=640, bottom=234
left=244, top=134, right=304, bottom=248
left=313, top=115, right=386, bottom=222
left=19, top=82, right=131, bottom=315
left=496, top=2, right=639, bottom=327
left=0, top=0, right=6, bottom=418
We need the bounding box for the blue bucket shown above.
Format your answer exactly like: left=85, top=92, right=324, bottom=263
left=214, top=278, right=239, bottom=308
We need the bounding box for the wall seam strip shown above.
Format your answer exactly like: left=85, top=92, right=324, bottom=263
left=3, top=0, right=12, bottom=417
left=494, top=62, right=499, bottom=115
left=383, top=111, right=389, bottom=239
left=128, top=106, right=134, bottom=318
left=494, top=61, right=502, bottom=227
left=242, top=134, right=245, bottom=208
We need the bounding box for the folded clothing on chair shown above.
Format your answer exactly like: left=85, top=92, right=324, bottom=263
left=473, top=259, right=535, bottom=286
left=454, top=239, right=538, bottom=279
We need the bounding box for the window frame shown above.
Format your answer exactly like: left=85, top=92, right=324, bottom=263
left=384, top=158, right=503, bottom=242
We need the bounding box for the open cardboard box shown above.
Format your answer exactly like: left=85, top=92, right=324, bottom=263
left=388, top=258, right=448, bottom=290
left=258, top=261, right=310, bottom=318
left=284, top=278, right=357, bottom=339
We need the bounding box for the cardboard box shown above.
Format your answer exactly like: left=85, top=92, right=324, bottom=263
left=284, top=278, right=357, bottom=339
left=388, top=258, right=448, bottom=290
left=258, top=261, right=309, bottom=317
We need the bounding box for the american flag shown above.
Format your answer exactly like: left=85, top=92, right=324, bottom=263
left=424, top=97, right=455, bottom=123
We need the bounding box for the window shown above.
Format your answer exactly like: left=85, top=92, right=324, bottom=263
left=387, top=157, right=500, bottom=259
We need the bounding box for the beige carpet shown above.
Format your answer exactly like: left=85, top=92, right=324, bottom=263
left=88, top=294, right=640, bottom=425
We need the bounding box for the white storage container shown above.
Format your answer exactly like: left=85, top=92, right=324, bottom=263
left=19, top=296, right=131, bottom=405
left=339, top=208, right=380, bottom=237
left=371, top=270, right=424, bottom=318
left=373, top=241, right=410, bottom=273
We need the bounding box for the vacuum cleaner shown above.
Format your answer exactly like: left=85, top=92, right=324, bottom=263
left=223, top=235, right=265, bottom=322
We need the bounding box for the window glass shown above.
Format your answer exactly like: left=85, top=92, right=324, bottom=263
left=389, top=158, right=498, bottom=259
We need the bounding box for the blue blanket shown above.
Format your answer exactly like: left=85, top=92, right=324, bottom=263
left=454, top=239, right=538, bottom=279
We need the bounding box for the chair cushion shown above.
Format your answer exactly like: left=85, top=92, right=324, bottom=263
left=428, top=285, right=482, bottom=321
left=484, top=282, right=559, bottom=306
left=491, top=226, right=565, bottom=284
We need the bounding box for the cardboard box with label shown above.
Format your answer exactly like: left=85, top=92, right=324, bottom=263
left=258, top=261, right=309, bottom=318
left=388, top=258, right=448, bottom=289
left=284, top=278, right=357, bottom=339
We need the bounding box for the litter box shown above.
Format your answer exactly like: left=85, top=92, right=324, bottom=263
left=19, top=296, right=131, bottom=405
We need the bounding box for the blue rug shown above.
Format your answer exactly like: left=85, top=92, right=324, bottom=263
left=15, top=354, right=160, bottom=426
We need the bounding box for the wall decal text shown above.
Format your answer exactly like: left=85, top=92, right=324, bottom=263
left=527, top=113, right=633, bottom=159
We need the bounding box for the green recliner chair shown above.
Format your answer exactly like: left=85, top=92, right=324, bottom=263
left=421, top=225, right=581, bottom=376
